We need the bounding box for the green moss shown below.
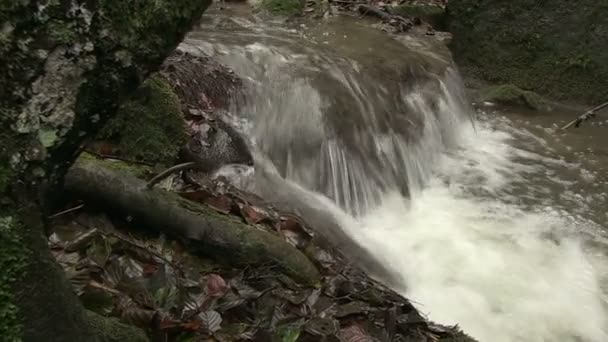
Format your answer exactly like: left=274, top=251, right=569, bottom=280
left=47, top=19, right=77, bottom=45
left=259, top=0, right=304, bottom=16
left=98, top=74, right=186, bottom=165
left=84, top=310, right=147, bottom=342
left=0, top=216, right=28, bottom=341
left=395, top=4, right=446, bottom=28
left=77, top=152, right=152, bottom=179
left=448, top=0, right=608, bottom=104
left=480, top=84, right=547, bottom=110
left=0, top=163, right=12, bottom=194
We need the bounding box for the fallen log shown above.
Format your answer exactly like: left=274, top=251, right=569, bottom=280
left=65, top=158, right=321, bottom=286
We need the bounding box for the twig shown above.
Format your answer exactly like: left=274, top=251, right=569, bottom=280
left=146, top=162, right=196, bottom=189
left=561, top=101, right=608, bottom=129
left=84, top=149, right=154, bottom=167
left=48, top=204, right=85, bottom=219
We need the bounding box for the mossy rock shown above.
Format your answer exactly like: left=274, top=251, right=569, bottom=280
left=98, top=75, right=186, bottom=165
left=395, top=4, right=446, bottom=29
left=447, top=0, right=608, bottom=104
left=259, top=0, right=304, bottom=17
left=479, top=84, right=547, bottom=110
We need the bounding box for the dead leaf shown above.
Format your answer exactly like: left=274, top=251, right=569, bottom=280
left=199, top=310, right=223, bottom=333
left=336, top=301, right=370, bottom=318
left=215, top=292, right=246, bottom=312
left=205, top=195, right=234, bottom=214
left=204, top=273, right=228, bottom=298
left=304, top=317, right=339, bottom=336
left=339, top=325, right=374, bottom=342
left=143, top=263, right=160, bottom=277
left=239, top=204, right=270, bottom=225
left=64, top=228, right=99, bottom=252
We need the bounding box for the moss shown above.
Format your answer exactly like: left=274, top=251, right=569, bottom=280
left=0, top=163, right=12, bottom=194
left=98, top=74, right=186, bottom=165
left=395, top=4, right=446, bottom=28
left=47, top=19, right=77, bottom=45
left=77, top=152, right=152, bottom=179
left=480, top=84, right=547, bottom=110
left=448, top=0, right=608, bottom=104
left=259, top=0, right=304, bottom=17
left=0, top=216, right=28, bottom=341
left=84, top=310, right=147, bottom=342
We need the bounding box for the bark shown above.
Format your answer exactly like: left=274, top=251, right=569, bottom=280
left=0, top=1, right=211, bottom=340
left=65, top=158, right=321, bottom=286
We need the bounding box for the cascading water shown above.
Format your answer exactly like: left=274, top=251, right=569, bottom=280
left=185, top=7, right=608, bottom=341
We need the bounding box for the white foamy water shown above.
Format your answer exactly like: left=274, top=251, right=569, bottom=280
left=352, top=119, right=608, bottom=342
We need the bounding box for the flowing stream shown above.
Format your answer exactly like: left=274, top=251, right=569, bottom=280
left=183, top=5, right=608, bottom=341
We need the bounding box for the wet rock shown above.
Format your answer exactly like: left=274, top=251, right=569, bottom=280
left=161, top=50, right=254, bottom=171
left=478, top=84, right=548, bottom=111
left=180, top=118, right=253, bottom=173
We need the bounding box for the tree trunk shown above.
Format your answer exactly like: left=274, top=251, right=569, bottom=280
left=0, top=1, right=210, bottom=340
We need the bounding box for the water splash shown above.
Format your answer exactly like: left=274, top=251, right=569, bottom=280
left=354, top=120, right=608, bottom=342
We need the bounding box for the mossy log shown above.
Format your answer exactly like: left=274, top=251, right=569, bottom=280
left=65, top=158, right=321, bottom=286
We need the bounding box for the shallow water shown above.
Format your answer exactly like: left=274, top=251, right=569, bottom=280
left=190, top=5, right=608, bottom=340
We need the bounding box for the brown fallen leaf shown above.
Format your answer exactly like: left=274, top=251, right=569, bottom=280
left=205, top=195, right=234, bottom=214
left=239, top=204, right=270, bottom=225
left=204, top=273, right=228, bottom=298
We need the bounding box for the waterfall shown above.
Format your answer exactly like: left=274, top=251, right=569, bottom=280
left=183, top=12, right=608, bottom=341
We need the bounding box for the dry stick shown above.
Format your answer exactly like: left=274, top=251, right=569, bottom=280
left=561, top=101, right=608, bottom=129
left=48, top=204, right=85, bottom=219
left=146, top=162, right=196, bottom=189
left=84, top=149, right=154, bottom=167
